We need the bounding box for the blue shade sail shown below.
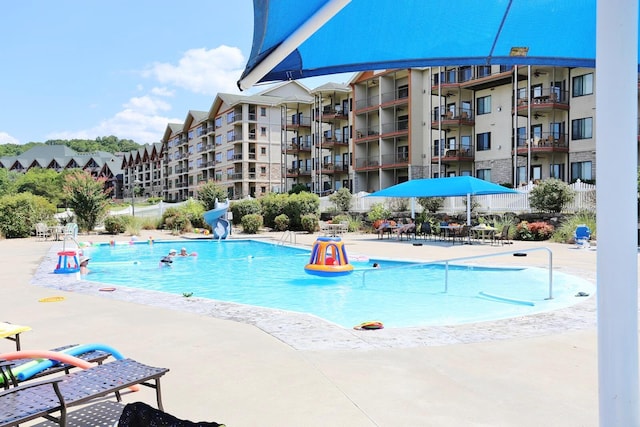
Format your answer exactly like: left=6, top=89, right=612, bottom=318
left=368, top=176, right=517, bottom=198
left=238, top=0, right=612, bottom=88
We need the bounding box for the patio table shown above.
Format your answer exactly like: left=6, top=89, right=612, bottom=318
left=471, top=225, right=497, bottom=243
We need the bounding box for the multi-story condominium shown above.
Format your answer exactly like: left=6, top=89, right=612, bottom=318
left=311, top=83, right=352, bottom=194
left=351, top=66, right=597, bottom=192
left=119, top=142, right=164, bottom=200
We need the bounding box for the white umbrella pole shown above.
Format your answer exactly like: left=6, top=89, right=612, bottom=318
left=466, top=194, right=471, bottom=225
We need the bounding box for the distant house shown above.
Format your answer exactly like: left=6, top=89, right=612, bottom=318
left=0, top=145, right=123, bottom=198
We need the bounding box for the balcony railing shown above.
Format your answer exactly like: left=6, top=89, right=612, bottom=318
left=355, top=128, right=380, bottom=139
left=516, top=133, right=569, bottom=152
left=381, top=154, right=409, bottom=166
left=432, top=107, right=475, bottom=122
left=355, top=157, right=380, bottom=168
left=381, top=120, right=409, bottom=134
left=432, top=145, right=474, bottom=159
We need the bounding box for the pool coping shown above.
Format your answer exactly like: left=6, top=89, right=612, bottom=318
left=32, top=241, right=597, bottom=351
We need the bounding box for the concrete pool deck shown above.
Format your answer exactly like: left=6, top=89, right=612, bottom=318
left=4, top=230, right=604, bottom=426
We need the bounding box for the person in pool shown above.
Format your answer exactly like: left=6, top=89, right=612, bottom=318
left=178, top=247, right=197, bottom=257
left=79, top=256, right=91, bottom=275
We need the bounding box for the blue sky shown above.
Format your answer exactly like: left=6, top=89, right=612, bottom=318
left=0, top=1, right=353, bottom=146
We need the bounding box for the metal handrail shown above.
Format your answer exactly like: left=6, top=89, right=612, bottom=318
left=361, top=246, right=554, bottom=300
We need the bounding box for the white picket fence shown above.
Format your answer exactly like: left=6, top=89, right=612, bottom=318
left=109, top=200, right=188, bottom=218
left=320, top=180, right=596, bottom=215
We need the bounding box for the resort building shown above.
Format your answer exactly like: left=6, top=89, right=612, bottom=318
left=350, top=65, right=597, bottom=192
left=118, top=142, right=164, bottom=200
left=0, top=145, right=123, bottom=198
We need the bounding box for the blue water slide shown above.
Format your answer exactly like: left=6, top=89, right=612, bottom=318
left=203, top=199, right=231, bottom=239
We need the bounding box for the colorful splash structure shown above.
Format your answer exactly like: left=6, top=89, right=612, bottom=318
left=304, top=237, right=354, bottom=277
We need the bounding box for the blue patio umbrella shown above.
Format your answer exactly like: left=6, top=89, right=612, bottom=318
left=368, top=176, right=518, bottom=225
left=238, top=1, right=639, bottom=422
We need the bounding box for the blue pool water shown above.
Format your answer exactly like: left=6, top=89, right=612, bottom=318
left=81, top=240, right=594, bottom=328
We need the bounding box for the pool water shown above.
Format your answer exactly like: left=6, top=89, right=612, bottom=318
left=81, top=240, right=594, bottom=328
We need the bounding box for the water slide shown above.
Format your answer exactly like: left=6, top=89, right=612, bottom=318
left=203, top=199, right=231, bottom=239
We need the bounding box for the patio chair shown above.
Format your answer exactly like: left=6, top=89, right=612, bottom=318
left=397, top=221, right=416, bottom=241
left=35, top=223, right=50, bottom=241
left=0, top=358, right=169, bottom=427
left=62, top=223, right=78, bottom=241
left=574, top=224, right=592, bottom=248
left=492, top=225, right=511, bottom=245
left=452, top=225, right=470, bottom=245
left=418, top=222, right=434, bottom=240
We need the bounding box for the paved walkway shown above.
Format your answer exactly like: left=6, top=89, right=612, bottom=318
left=3, top=230, right=604, bottom=426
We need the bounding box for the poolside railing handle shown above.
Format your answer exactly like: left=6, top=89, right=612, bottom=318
left=361, top=246, right=554, bottom=300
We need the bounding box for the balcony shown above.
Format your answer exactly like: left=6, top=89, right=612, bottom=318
left=321, top=106, right=348, bottom=121
left=431, top=145, right=475, bottom=163
left=319, top=162, right=348, bottom=174
left=284, top=141, right=312, bottom=153
left=286, top=167, right=312, bottom=177
left=381, top=153, right=409, bottom=167
left=355, top=128, right=380, bottom=142
left=516, top=133, right=569, bottom=156
left=516, top=88, right=569, bottom=116
left=431, top=108, right=475, bottom=128
left=322, top=133, right=349, bottom=147
left=354, top=157, right=380, bottom=170
left=381, top=120, right=409, bottom=138
left=283, top=116, right=312, bottom=128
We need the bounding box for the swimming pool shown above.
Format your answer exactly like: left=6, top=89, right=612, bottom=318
left=80, top=240, right=594, bottom=328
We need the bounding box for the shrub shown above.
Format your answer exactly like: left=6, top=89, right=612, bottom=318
left=259, top=193, right=288, bottom=228
left=241, top=213, right=263, bottom=234
left=417, top=197, right=444, bottom=213
left=0, top=193, right=56, bottom=238
left=180, top=199, right=206, bottom=229
left=103, top=215, right=130, bottom=234
left=515, top=221, right=554, bottom=241
left=161, top=207, right=192, bottom=233
left=147, top=197, right=163, bottom=205
left=529, top=179, right=576, bottom=213
left=196, top=181, right=227, bottom=210
left=274, top=214, right=290, bottom=231
left=332, top=214, right=361, bottom=232
left=551, top=211, right=597, bottom=243
left=329, top=187, right=352, bottom=212
left=283, top=192, right=319, bottom=230
left=367, top=203, right=391, bottom=223
left=300, top=213, right=319, bottom=233
left=230, top=199, right=262, bottom=225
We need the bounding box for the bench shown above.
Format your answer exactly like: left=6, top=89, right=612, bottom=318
left=0, top=358, right=169, bottom=426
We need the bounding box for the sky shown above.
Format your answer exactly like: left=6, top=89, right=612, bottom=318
left=0, top=1, right=353, bottom=146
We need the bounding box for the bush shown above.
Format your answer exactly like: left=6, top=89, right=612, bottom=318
left=515, top=221, right=554, bottom=241
left=529, top=179, right=575, bottom=213
left=329, top=187, right=352, bottom=212
left=417, top=197, right=444, bottom=213
left=331, top=214, right=361, bottom=232
left=300, top=213, right=319, bottom=233
left=0, top=193, right=56, bottom=238
left=283, top=192, right=319, bottom=230
left=161, top=207, right=192, bottom=233
left=147, top=197, right=163, bottom=205
left=230, top=199, right=262, bottom=225
left=259, top=193, right=288, bottom=228
left=196, top=181, right=227, bottom=210
left=367, top=203, right=391, bottom=223
left=241, top=213, right=263, bottom=234
left=273, top=214, right=290, bottom=231
left=551, top=211, right=597, bottom=243
left=180, top=199, right=206, bottom=229
left=103, top=215, right=130, bottom=234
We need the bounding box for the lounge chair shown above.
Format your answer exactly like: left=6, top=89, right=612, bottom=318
left=574, top=224, right=592, bottom=248
left=35, top=223, right=50, bottom=241
left=418, top=222, right=434, bottom=240
left=0, top=344, right=112, bottom=389
left=397, top=221, right=416, bottom=241
left=0, top=358, right=169, bottom=427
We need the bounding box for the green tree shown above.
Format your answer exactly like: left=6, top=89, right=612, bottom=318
left=63, top=170, right=112, bottom=231
left=259, top=192, right=289, bottom=228
left=288, top=183, right=309, bottom=194
left=0, top=193, right=55, bottom=238
left=329, top=187, right=352, bottom=212
left=0, top=168, right=17, bottom=197
left=417, top=197, right=444, bottom=213
left=14, top=167, right=64, bottom=206
left=529, top=178, right=576, bottom=213
left=196, top=181, right=227, bottom=210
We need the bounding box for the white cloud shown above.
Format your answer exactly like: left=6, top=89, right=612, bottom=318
left=151, top=86, right=174, bottom=97
left=144, top=45, right=245, bottom=95
left=0, top=132, right=21, bottom=145
left=47, top=95, right=180, bottom=144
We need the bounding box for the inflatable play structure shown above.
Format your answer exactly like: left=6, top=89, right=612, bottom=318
left=304, top=237, right=354, bottom=277
left=203, top=199, right=231, bottom=239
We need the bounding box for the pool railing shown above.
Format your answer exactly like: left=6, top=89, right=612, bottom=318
left=361, top=246, right=554, bottom=300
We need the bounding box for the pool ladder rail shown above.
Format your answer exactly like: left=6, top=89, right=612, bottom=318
left=361, top=246, right=555, bottom=300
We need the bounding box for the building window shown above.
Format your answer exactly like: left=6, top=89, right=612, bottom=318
left=261, top=186, right=266, bottom=193
left=571, top=117, right=593, bottom=140
left=571, top=161, right=593, bottom=181
left=260, top=147, right=266, bottom=155
left=476, top=132, right=491, bottom=151
left=226, top=112, right=235, bottom=124
left=550, top=163, right=565, bottom=180
left=260, top=166, right=266, bottom=174
left=215, top=117, right=222, bottom=128
left=476, top=169, right=491, bottom=181
left=516, top=166, right=526, bottom=186
left=476, top=96, right=491, bottom=115
left=397, top=84, right=408, bottom=99
left=572, top=73, right=593, bottom=97
left=227, top=150, right=234, bottom=161
left=260, top=107, right=267, bottom=117
left=261, top=126, right=267, bottom=136
left=227, top=130, right=235, bottom=142
left=215, top=152, right=222, bottom=163
left=215, top=135, right=222, bottom=145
